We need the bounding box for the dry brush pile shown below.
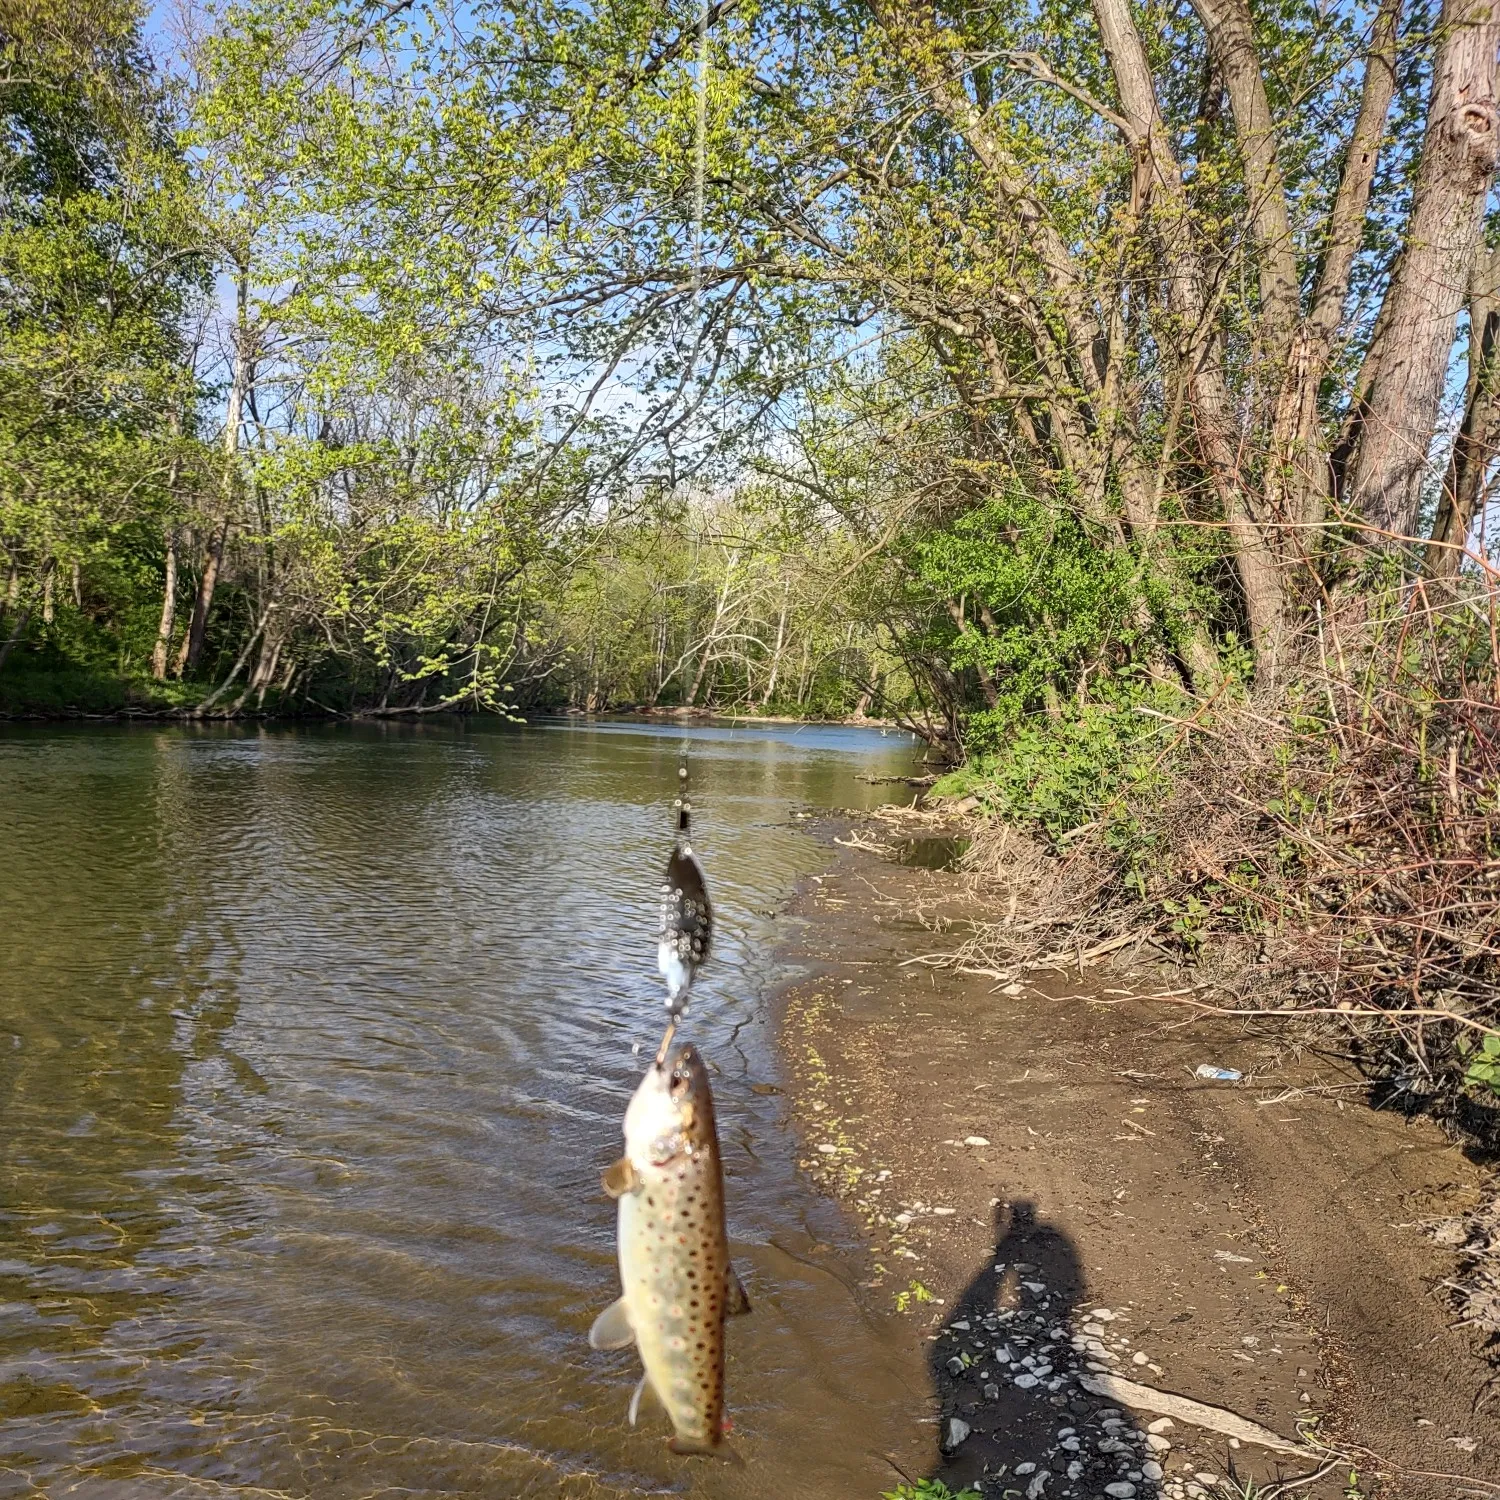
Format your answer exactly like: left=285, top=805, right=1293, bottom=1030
left=954, top=574, right=1500, bottom=1144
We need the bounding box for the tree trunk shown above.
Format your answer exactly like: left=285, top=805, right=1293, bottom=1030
left=1092, top=0, right=1289, bottom=672
left=179, top=265, right=252, bottom=676
left=152, top=526, right=179, bottom=680
left=1346, top=0, right=1500, bottom=540
left=761, top=584, right=789, bottom=704
left=1189, top=0, right=1300, bottom=378
left=1273, top=0, right=1402, bottom=530
left=40, top=560, right=54, bottom=625
left=1427, top=244, right=1500, bottom=576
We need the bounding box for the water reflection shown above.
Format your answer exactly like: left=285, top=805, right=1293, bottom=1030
left=0, top=719, right=927, bottom=1498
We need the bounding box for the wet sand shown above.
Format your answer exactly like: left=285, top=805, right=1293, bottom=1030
left=777, top=825, right=1500, bottom=1500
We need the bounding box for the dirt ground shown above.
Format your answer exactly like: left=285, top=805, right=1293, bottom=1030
left=776, top=825, right=1500, bottom=1500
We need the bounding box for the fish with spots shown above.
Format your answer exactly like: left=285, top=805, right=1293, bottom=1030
left=590, top=1042, right=750, bottom=1459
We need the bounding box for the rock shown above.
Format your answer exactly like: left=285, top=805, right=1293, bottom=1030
left=964, top=1136, right=991, bottom=1147
left=1104, top=1484, right=1137, bottom=1498
left=816, top=1143, right=837, bottom=1154
left=1066, top=1460, right=1083, bottom=1480
left=1082, top=1322, right=1107, bottom=1338
left=951, top=1320, right=971, bottom=1331
left=941, top=1417, right=971, bottom=1453
left=1093, top=1308, right=1117, bottom=1321
left=983, top=1383, right=1000, bottom=1400
left=1131, top=1351, right=1149, bottom=1366
left=1026, top=1474, right=1049, bottom=1500
left=1059, top=1437, right=1080, bottom=1452
left=946, top=1357, right=966, bottom=1376
left=1142, top=1461, right=1164, bottom=1480
left=1023, top=1280, right=1047, bottom=1294
left=1096, top=1437, right=1127, bottom=1454
left=1194, top=1474, right=1220, bottom=1486
left=1146, top=1418, right=1174, bottom=1434
left=1015, top=1462, right=1036, bottom=1475
left=1014, top=1372, right=1040, bottom=1389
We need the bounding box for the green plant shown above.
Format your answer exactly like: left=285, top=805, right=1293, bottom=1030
left=882, top=1482, right=981, bottom=1500
left=893, top=1280, right=936, bottom=1314
left=1463, top=1035, right=1500, bottom=1097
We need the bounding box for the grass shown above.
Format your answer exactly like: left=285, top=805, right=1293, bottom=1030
left=0, top=659, right=224, bottom=716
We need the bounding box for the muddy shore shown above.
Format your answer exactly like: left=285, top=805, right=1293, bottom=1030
left=775, top=823, right=1500, bottom=1500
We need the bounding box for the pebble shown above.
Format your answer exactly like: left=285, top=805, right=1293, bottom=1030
left=1015, top=1462, right=1036, bottom=1475
left=983, top=1383, right=1000, bottom=1400
left=1066, top=1460, right=1083, bottom=1480
left=1146, top=1435, right=1171, bottom=1452
left=964, top=1136, right=991, bottom=1146
left=816, top=1143, right=837, bottom=1154
left=1194, top=1473, right=1220, bottom=1486
left=1142, top=1461, right=1164, bottom=1481
left=1147, top=1418, right=1174, bottom=1434
left=941, top=1416, right=970, bottom=1452
left=946, top=1357, right=965, bottom=1376
left=1014, top=1372, right=1039, bottom=1389
left=1131, top=1351, right=1149, bottom=1365
left=1104, top=1485, right=1137, bottom=1498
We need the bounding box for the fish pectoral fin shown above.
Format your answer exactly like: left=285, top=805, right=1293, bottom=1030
left=600, top=1157, right=640, bottom=1199
left=627, top=1372, right=659, bottom=1426
left=588, top=1297, right=635, bottom=1351
left=725, top=1264, right=751, bottom=1317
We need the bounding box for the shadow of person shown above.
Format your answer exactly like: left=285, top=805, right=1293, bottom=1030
left=920, top=1198, right=1162, bottom=1500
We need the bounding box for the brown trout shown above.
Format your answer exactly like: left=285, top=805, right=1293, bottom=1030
left=590, top=1043, right=749, bottom=1458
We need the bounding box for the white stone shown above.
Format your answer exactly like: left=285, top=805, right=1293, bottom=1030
left=1132, top=1351, right=1149, bottom=1365
left=942, top=1417, right=971, bottom=1452
left=1146, top=1434, right=1172, bottom=1453
left=1142, top=1462, right=1164, bottom=1481
left=1194, top=1474, right=1220, bottom=1486
left=1104, top=1485, right=1137, bottom=1499
left=1015, top=1463, right=1036, bottom=1475
left=964, top=1136, right=991, bottom=1147
left=1147, top=1418, right=1174, bottom=1434
left=1014, top=1372, right=1039, bottom=1389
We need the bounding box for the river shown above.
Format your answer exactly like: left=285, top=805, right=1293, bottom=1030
left=0, top=718, right=927, bottom=1499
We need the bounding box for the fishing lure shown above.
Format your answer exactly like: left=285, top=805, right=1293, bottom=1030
left=657, top=756, right=712, bottom=1020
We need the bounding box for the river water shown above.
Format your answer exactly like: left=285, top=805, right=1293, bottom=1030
left=0, top=719, right=927, bottom=1499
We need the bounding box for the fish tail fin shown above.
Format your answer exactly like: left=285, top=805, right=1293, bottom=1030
left=667, top=1435, right=743, bottom=1466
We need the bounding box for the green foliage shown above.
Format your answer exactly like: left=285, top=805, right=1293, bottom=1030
left=892, top=1279, right=935, bottom=1314
left=881, top=1482, right=981, bottom=1500
left=943, top=689, right=1184, bottom=843
left=1462, top=1035, right=1500, bottom=1098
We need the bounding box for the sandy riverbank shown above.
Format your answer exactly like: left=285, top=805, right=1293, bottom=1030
left=776, top=822, right=1500, bottom=1500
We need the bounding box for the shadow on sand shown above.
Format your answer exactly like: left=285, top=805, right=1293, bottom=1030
left=915, top=1198, right=1165, bottom=1500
